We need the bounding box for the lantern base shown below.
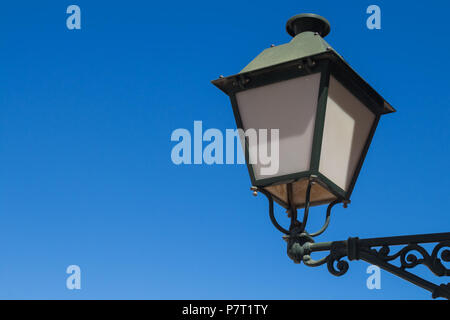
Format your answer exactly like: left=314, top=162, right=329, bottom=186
left=264, top=179, right=338, bottom=209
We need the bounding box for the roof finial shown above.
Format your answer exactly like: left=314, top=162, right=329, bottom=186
left=286, top=13, right=331, bottom=38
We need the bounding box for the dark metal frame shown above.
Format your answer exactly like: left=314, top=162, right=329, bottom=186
left=213, top=51, right=394, bottom=208
left=254, top=185, right=450, bottom=300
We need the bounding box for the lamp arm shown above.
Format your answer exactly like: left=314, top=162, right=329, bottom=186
left=251, top=186, right=450, bottom=298
left=285, top=232, right=450, bottom=299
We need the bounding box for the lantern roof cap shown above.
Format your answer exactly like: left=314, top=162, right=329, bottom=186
left=286, top=13, right=331, bottom=38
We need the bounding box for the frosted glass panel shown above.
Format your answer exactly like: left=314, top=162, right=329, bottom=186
left=319, top=76, right=375, bottom=191
left=236, top=73, right=321, bottom=180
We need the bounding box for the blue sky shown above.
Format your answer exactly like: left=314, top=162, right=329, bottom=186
left=0, top=0, right=449, bottom=299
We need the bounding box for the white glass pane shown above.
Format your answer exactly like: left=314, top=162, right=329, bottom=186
left=319, top=76, right=376, bottom=191
left=236, top=73, right=321, bottom=180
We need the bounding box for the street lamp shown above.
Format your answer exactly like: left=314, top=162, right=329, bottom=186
left=212, top=13, right=450, bottom=299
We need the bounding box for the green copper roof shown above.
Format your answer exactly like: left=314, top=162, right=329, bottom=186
left=240, top=31, right=333, bottom=74
left=211, top=14, right=395, bottom=115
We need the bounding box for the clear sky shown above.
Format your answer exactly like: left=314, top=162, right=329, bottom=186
left=0, top=0, right=449, bottom=299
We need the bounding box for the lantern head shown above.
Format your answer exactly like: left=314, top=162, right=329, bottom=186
left=212, top=14, right=395, bottom=209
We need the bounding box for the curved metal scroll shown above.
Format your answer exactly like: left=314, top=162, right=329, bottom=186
left=257, top=188, right=289, bottom=235
left=309, top=199, right=342, bottom=237
left=255, top=182, right=343, bottom=238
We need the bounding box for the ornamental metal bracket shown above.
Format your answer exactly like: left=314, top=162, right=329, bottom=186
left=252, top=186, right=450, bottom=300
left=286, top=231, right=450, bottom=300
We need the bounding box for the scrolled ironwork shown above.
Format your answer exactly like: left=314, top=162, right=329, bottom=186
left=431, top=241, right=450, bottom=276
left=327, top=254, right=349, bottom=276
left=283, top=232, right=450, bottom=299
left=371, top=240, right=450, bottom=277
